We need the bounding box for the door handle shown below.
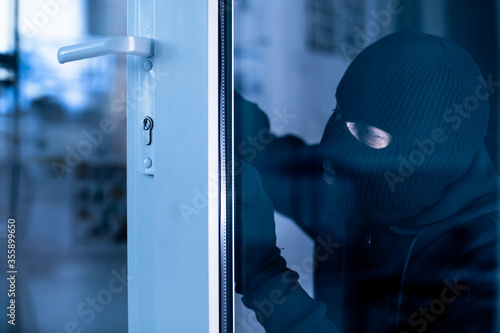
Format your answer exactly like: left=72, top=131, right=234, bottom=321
left=57, top=35, right=156, bottom=176
left=57, top=36, right=154, bottom=64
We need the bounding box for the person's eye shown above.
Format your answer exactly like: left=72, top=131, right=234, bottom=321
left=345, top=122, right=392, bottom=149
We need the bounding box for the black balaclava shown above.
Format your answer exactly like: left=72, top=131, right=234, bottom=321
left=320, top=30, right=489, bottom=224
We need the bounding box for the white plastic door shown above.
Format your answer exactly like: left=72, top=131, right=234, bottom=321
left=126, top=0, right=219, bottom=332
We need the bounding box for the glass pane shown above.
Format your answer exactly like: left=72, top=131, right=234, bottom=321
left=232, top=1, right=500, bottom=332
left=1, top=1, right=128, bottom=331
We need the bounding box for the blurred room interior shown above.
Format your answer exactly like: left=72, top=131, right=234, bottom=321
left=1, top=1, right=128, bottom=332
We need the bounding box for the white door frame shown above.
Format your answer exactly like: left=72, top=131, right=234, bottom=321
left=127, top=0, right=220, bottom=331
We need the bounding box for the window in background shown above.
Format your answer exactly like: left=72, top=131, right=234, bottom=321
left=0, top=0, right=15, bottom=54
left=306, top=0, right=367, bottom=54
left=0, top=0, right=16, bottom=117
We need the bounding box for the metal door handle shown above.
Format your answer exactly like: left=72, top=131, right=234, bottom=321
left=57, top=36, right=154, bottom=64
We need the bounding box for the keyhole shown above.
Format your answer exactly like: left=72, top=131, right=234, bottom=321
left=143, top=117, right=152, bottom=130
left=142, top=117, right=153, bottom=146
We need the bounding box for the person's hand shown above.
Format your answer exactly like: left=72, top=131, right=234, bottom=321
left=235, top=161, right=287, bottom=294
left=234, top=162, right=341, bottom=333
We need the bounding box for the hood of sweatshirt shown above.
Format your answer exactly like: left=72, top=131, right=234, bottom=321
left=390, top=144, right=499, bottom=235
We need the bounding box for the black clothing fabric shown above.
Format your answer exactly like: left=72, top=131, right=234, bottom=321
left=234, top=30, right=499, bottom=332
left=236, top=92, right=499, bottom=332
left=318, top=145, right=500, bottom=332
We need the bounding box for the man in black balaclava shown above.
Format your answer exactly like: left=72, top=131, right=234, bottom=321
left=235, top=30, right=500, bottom=332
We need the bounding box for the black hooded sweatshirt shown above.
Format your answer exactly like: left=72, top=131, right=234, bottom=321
left=236, top=30, right=500, bottom=332
left=236, top=92, right=500, bottom=333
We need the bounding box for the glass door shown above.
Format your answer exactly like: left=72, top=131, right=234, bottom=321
left=227, top=1, right=500, bottom=332
left=1, top=1, right=130, bottom=332
left=6, top=0, right=219, bottom=331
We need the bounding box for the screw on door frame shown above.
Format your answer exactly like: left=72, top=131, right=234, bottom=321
left=144, top=61, right=153, bottom=71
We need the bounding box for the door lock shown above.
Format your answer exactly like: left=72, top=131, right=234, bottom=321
left=142, top=116, right=153, bottom=145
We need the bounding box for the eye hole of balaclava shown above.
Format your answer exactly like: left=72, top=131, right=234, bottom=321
left=333, top=107, right=393, bottom=150
left=345, top=122, right=392, bottom=149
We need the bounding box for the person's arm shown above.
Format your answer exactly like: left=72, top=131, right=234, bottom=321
left=235, top=162, right=341, bottom=332
left=241, top=270, right=341, bottom=333
left=235, top=92, right=330, bottom=236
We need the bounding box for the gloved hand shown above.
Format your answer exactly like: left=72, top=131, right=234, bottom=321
left=234, top=162, right=341, bottom=333
left=235, top=161, right=287, bottom=295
